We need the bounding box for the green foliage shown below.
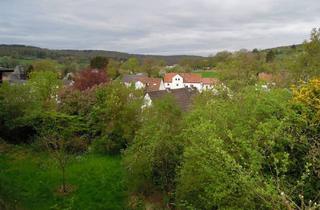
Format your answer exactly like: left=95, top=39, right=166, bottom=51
left=218, top=51, right=264, bottom=89
left=291, top=28, right=320, bottom=81
left=107, top=59, right=121, bottom=79
left=141, top=58, right=163, bottom=77
left=32, top=59, right=60, bottom=72
left=90, top=82, right=143, bottom=154
left=90, top=56, right=109, bottom=69
left=123, top=95, right=183, bottom=194
left=61, top=58, right=79, bottom=76
left=0, top=56, right=19, bottom=68
left=121, top=57, right=140, bottom=73
left=266, top=50, right=275, bottom=63
left=0, top=71, right=61, bottom=143
left=28, top=71, right=62, bottom=107
left=37, top=111, right=89, bottom=192
left=176, top=88, right=293, bottom=209
left=58, top=87, right=97, bottom=116
left=194, top=71, right=219, bottom=78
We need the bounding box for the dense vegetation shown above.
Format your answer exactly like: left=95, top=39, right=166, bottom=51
left=0, top=28, right=319, bottom=209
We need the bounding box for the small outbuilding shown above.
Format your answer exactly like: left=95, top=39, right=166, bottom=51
left=0, top=67, right=14, bottom=84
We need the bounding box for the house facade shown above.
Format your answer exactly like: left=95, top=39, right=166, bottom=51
left=164, top=73, right=219, bottom=91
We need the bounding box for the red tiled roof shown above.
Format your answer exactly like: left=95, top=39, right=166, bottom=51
left=258, top=72, right=273, bottom=82
left=181, top=73, right=202, bottom=83
left=164, top=73, right=202, bottom=83
left=164, top=73, right=177, bottom=83
left=143, top=78, right=162, bottom=92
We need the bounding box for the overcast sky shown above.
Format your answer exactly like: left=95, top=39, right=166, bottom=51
left=1, top=0, right=319, bottom=56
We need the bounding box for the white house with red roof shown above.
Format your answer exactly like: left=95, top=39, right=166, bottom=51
left=164, top=73, right=219, bottom=91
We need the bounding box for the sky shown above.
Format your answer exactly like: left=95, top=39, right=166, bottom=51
left=1, top=0, right=320, bottom=56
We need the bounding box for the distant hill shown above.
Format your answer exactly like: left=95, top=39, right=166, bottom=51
left=0, top=44, right=204, bottom=65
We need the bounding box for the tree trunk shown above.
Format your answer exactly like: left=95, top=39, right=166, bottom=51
left=62, top=166, right=66, bottom=193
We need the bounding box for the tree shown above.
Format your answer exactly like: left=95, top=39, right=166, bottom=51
left=106, top=59, right=120, bottom=80
left=32, top=59, right=60, bottom=72
left=123, top=95, right=183, bottom=195
left=294, top=28, right=320, bottom=80
left=90, top=82, right=143, bottom=154
left=62, top=58, right=79, bottom=76
left=39, top=112, right=86, bottom=193
left=90, top=56, right=109, bottom=69
left=141, top=58, right=160, bottom=77
left=0, top=71, right=61, bottom=143
left=0, top=56, right=18, bottom=68
left=58, top=87, right=97, bottom=116
left=0, top=82, right=41, bottom=143
left=121, top=57, right=140, bottom=73
left=73, top=69, right=108, bottom=91
left=28, top=71, right=62, bottom=108
left=266, top=50, right=275, bottom=63
left=219, top=51, right=264, bottom=89
left=174, top=85, right=320, bottom=209
left=252, top=48, right=259, bottom=53
left=176, top=87, right=293, bottom=209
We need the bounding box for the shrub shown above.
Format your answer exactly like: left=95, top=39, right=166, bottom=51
left=89, top=82, right=143, bottom=154
left=73, top=69, right=108, bottom=91
left=123, top=95, right=184, bottom=195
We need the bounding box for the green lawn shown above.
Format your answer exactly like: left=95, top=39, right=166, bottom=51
left=0, top=144, right=126, bottom=210
left=194, top=71, right=220, bottom=78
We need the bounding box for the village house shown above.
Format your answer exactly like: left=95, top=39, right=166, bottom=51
left=143, top=88, right=197, bottom=111
left=0, top=66, right=26, bottom=84
left=0, top=67, right=14, bottom=84
left=123, top=74, right=165, bottom=92
left=163, top=73, right=219, bottom=91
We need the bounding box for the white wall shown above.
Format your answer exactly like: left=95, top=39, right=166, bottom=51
left=169, top=74, right=184, bottom=89
left=184, top=83, right=202, bottom=91
left=202, top=84, right=215, bottom=91
left=142, top=93, right=152, bottom=109
left=159, top=80, right=165, bottom=90
left=135, top=81, right=145, bottom=89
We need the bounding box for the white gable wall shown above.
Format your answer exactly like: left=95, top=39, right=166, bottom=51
left=170, top=74, right=184, bottom=89
left=159, top=80, right=165, bottom=90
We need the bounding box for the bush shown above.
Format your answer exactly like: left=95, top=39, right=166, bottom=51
left=92, top=135, right=126, bottom=155
left=66, top=136, right=89, bottom=155
left=175, top=87, right=292, bottom=209
left=123, top=95, right=183, bottom=195
left=89, top=82, right=143, bottom=154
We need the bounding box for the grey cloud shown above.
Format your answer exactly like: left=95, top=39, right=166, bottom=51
left=1, top=0, right=319, bottom=55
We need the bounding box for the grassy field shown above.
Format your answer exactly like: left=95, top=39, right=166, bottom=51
left=0, top=144, right=126, bottom=210
left=194, top=71, right=220, bottom=78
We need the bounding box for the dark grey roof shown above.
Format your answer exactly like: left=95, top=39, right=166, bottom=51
left=0, top=67, right=14, bottom=72
left=147, top=88, right=197, bottom=111
left=123, top=74, right=145, bottom=83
